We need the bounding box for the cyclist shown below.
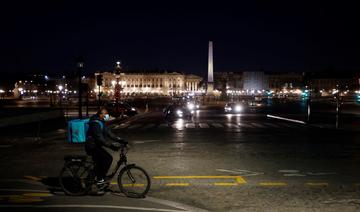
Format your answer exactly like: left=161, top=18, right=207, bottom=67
left=85, top=107, right=126, bottom=193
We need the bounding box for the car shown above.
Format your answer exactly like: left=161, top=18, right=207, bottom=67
left=186, top=101, right=200, bottom=110
left=224, top=102, right=244, bottom=113
left=105, top=101, right=138, bottom=118
left=163, top=104, right=193, bottom=119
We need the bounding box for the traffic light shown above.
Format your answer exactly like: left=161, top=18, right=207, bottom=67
left=96, top=74, right=103, bottom=86
left=301, top=90, right=309, bottom=100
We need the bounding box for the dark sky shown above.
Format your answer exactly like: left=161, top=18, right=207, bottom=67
left=1, top=1, right=360, bottom=77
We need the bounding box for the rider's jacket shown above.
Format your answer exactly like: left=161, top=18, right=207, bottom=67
left=85, top=114, right=118, bottom=153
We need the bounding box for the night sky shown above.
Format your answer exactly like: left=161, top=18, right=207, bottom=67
left=1, top=1, right=360, bottom=77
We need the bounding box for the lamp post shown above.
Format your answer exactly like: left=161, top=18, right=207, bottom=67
left=113, top=61, right=123, bottom=117
left=58, top=85, right=63, bottom=106
left=114, top=61, right=122, bottom=103
left=335, top=84, right=340, bottom=129
left=77, top=57, right=84, bottom=119
left=307, top=88, right=311, bottom=123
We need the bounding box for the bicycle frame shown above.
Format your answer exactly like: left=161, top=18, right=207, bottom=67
left=64, top=146, right=133, bottom=182
left=103, top=146, right=134, bottom=179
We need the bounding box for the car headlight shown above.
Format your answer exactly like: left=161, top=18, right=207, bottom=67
left=187, top=103, right=195, bottom=110
left=176, top=110, right=183, bottom=117
left=225, top=106, right=232, bottom=111
left=235, top=105, right=242, bottom=112
left=196, top=104, right=200, bottom=109
left=131, top=107, right=136, bottom=111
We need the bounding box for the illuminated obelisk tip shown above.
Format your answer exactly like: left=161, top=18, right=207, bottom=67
left=207, top=41, right=214, bottom=94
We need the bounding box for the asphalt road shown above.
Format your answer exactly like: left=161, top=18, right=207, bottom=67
left=1, top=108, right=360, bottom=211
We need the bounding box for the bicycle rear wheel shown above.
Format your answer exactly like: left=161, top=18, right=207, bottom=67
left=118, top=165, right=151, bottom=198
left=59, top=162, right=93, bottom=196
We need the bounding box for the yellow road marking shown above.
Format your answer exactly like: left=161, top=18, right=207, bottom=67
left=8, top=198, right=43, bottom=203
left=259, top=182, right=287, bottom=186
left=214, top=182, right=238, bottom=186
left=0, top=195, right=45, bottom=204
left=0, top=195, right=20, bottom=198
left=111, top=182, right=118, bottom=185
left=122, top=184, right=145, bottom=187
left=24, top=176, right=42, bottom=181
left=306, top=182, right=328, bottom=187
left=154, top=176, right=247, bottom=184
left=22, top=193, right=53, bottom=197
left=165, top=183, right=190, bottom=187
left=236, top=177, right=246, bottom=184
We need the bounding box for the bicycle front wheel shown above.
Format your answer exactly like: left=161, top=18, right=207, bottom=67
left=118, top=165, right=151, bottom=198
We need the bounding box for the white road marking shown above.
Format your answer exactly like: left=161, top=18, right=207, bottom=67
left=306, top=172, right=337, bottom=176
left=199, top=123, right=209, bottom=128
left=267, top=114, right=306, bottom=124
left=284, top=173, right=306, bottom=177
left=322, top=199, right=360, bottom=205
left=263, top=123, right=280, bottom=128
left=185, top=123, right=196, bottom=128
left=171, top=124, right=184, bottom=130
left=0, top=204, right=186, bottom=212
left=216, top=169, right=264, bottom=176
left=226, top=123, right=239, bottom=128
left=278, top=170, right=300, bottom=173
left=237, top=123, right=251, bottom=128
left=133, top=140, right=160, bottom=144
left=250, top=123, right=265, bottom=128
left=211, top=123, right=223, bottom=128
left=145, top=196, right=210, bottom=212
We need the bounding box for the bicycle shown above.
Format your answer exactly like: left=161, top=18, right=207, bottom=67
left=59, top=142, right=151, bottom=198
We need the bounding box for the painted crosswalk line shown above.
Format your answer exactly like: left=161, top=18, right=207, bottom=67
left=116, top=121, right=302, bottom=130
left=250, top=123, right=266, bottom=128
left=199, top=123, right=210, bottom=128
left=211, top=123, right=223, bottom=128
left=226, top=123, right=239, bottom=128
left=237, top=123, right=251, bottom=128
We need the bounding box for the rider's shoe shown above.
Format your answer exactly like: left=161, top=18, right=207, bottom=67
left=96, top=178, right=110, bottom=193
left=96, top=179, right=106, bottom=185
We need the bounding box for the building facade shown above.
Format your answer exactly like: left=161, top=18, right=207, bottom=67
left=268, top=72, right=303, bottom=91
left=94, top=71, right=202, bottom=96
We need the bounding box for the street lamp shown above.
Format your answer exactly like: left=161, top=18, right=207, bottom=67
left=58, top=85, right=63, bottom=106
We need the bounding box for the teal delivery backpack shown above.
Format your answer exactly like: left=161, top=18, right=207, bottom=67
left=67, top=119, right=90, bottom=143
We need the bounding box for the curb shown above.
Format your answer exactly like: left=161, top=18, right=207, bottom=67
left=267, top=114, right=360, bottom=133
left=145, top=196, right=209, bottom=212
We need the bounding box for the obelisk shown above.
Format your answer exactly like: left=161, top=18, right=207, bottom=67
left=207, top=41, right=214, bottom=94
